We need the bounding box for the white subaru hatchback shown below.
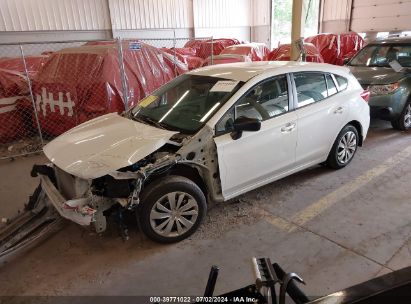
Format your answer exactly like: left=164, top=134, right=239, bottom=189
left=32, top=62, right=370, bottom=243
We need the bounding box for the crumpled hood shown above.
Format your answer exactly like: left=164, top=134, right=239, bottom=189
left=44, top=113, right=177, bottom=179
left=348, top=66, right=410, bottom=85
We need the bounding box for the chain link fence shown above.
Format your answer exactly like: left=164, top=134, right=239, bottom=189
left=0, top=36, right=213, bottom=159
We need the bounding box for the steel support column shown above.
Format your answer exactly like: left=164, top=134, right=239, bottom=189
left=291, top=0, right=304, bottom=61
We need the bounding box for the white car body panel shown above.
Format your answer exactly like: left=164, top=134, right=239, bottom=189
left=191, top=61, right=352, bottom=84
left=214, top=111, right=298, bottom=199
left=294, top=93, right=349, bottom=166
left=202, top=62, right=369, bottom=200
left=43, top=113, right=177, bottom=179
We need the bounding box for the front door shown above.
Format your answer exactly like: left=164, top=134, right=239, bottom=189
left=214, top=74, right=298, bottom=200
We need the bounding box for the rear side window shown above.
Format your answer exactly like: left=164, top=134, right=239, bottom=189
left=335, top=75, right=348, bottom=91
left=326, top=74, right=338, bottom=96
left=293, top=73, right=328, bottom=107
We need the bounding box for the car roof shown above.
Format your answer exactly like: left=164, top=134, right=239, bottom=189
left=188, top=61, right=350, bottom=82
left=370, top=36, right=411, bottom=45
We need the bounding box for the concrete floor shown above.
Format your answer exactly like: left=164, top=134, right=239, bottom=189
left=0, top=120, right=410, bottom=299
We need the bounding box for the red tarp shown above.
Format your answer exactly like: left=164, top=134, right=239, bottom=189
left=0, top=69, right=30, bottom=143
left=86, top=40, right=189, bottom=75
left=0, top=56, right=48, bottom=143
left=268, top=43, right=324, bottom=63
left=220, top=43, right=270, bottom=61
left=161, top=47, right=204, bottom=70
left=28, top=41, right=181, bottom=136
left=304, top=33, right=364, bottom=65
left=184, top=38, right=241, bottom=59
left=203, top=54, right=252, bottom=66
left=0, top=55, right=48, bottom=77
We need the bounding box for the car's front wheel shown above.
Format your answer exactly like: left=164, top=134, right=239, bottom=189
left=138, top=175, right=207, bottom=243
left=326, top=125, right=359, bottom=170
left=391, top=101, right=411, bottom=131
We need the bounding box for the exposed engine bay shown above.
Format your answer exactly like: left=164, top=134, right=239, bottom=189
left=0, top=123, right=223, bottom=263
left=38, top=124, right=222, bottom=231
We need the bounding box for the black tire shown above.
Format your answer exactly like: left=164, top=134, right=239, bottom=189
left=391, top=101, right=411, bottom=131
left=326, top=124, right=359, bottom=170
left=137, top=175, right=207, bottom=243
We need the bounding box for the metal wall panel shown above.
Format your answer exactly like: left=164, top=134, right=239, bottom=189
left=251, top=0, right=270, bottom=46
left=252, top=0, right=270, bottom=26
left=322, top=0, right=411, bottom=33
left=193, top=0, right=252, bottom=28
left=351, top=0, right=411, bottom=32
left=0, top=0, right=111, bottom=31
left=320, top=0, right=352, bottom=33
left=322, top=0, right=351, bottom=22
left=109, top=0, right=193, bottom=30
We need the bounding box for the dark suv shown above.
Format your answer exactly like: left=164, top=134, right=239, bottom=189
left=347, top=37, right=411, bottom=130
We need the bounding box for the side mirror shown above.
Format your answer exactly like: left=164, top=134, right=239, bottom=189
left=231, top=116, right=261, bottom=140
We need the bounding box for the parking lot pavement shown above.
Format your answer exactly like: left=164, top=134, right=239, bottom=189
left=0, top=120, right=410, bottom=298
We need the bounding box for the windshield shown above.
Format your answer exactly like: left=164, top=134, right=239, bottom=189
left=130, top=74, right=244, bottom=134
left=349, top=44, right=411, bottom=67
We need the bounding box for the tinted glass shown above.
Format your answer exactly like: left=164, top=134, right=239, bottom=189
left=216, top=75, right=289, bottom=134
left=326, top=74, right=338, bottom=96
left=131, top=74, right=243, bottom=134
left=294, top=73, right=327, bottom=107
left=349, top=44, right=411, bottom=67
left=335, top=75, right=348, bottom=91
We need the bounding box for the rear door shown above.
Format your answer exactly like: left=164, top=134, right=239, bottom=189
left=292, top=72, right=348, bottom=166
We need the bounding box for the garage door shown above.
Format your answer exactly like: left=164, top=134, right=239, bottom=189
left=351, top=0, right=411, bottom=32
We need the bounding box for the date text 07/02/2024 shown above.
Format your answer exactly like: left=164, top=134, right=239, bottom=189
left=149, top=296, right=257, bottom=303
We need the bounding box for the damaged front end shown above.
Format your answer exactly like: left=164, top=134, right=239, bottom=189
left=0, top=150, right=181, bottom=263
left=0, top=114, right=223, bottom=261
left=38, top=150, right=182, bottom=231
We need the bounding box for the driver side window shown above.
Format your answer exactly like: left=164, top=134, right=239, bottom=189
left=216, top=75, right=289, bottom=135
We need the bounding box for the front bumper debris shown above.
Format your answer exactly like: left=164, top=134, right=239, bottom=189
left=39, top=175, right=95, bottom=226
left=0, top=173, right=96, bottom=265
left=0, top=183, right=64, bottom=265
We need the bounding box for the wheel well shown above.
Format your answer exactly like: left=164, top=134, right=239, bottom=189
left=347, top=120, right=363, bottom=146
left=143, top=164, right=207, bottom=197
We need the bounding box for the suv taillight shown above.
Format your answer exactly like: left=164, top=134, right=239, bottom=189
left=360, top=90, right=370, bottom=103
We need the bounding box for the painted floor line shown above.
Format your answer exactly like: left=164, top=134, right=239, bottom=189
left=289, top=144, right=411, bottom=230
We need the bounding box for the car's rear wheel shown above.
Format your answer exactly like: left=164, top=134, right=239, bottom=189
left=326, top=125, right=359, bottom=170
left=391, top=102, right=411, bottom=131
left=138, top=175, right=206, bottom=243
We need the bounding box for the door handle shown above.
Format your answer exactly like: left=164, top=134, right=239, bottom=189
left=334, top=107, right=344, bottom=114
left=281, top=122, right=296, bottom=133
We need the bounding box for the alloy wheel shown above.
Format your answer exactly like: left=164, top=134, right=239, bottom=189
left=149, top=192, right=199, bottom=238
left=337, top=131, right=357, bottom=164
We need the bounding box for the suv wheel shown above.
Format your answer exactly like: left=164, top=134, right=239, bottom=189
left=138, top=175, right=207, bottom=243
left=391, top=102, right=411, bottom=131
left=326, top=125, right=359, bottom=170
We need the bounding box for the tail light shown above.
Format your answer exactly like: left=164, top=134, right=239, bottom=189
left=360, top=90, right=370, bottom=103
